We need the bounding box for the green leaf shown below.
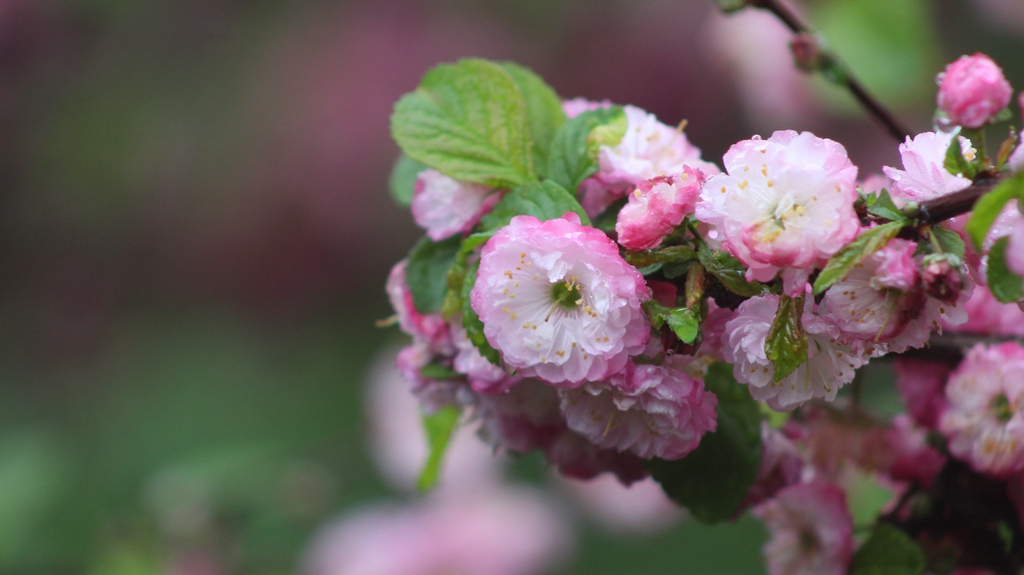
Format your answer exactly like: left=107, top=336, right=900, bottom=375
left=850, top=523, right=925, bottom=575
left=417, top=405, right=462, bottom=492
left=441, top=232, right=495, bottom=319
left=987, top=236, right=1024, bottom=303
left=866, top=189, right=907, bottom=222
left=666, top=307, right=700, bottom=344
left=461, top=259, right=501, bottom=365
left=943, top=135, right=978, bottom=180
left=546, top=107, right=626, bottom=193
left=697, top=244, right=767, bottom=297
left=929, top=226, right=965, bottom=258
left=478, top=180, right=590, bottom=232
left=624, top=245, right=698, bottom=268
left=406, top=235, right=463, bottom=314
left=388, top=154, right=427, bottom=206
left=813, top=221, right=905, bottom=294
left=646, top=363, right=762, bottom=523
left=391, top=59, right=536, bottom=188
left=764, top=294, right=808, bottom=382
left=966, top=171, right=1024, bottom=250
left=499, top=62, right=565, bottom=177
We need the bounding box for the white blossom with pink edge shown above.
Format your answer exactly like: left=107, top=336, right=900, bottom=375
left=723, top=294, right=868, bottom=411
left=753, top=481, right=854, bottom=575
left=937, top=53, right=1014, bottom=129
left=558, top=360, right=718, bottom=460
left=449, top=317, right=519, bottom=395
left=940, top=343, right=1024, bottom=476
left=470, top=213, right=650, bottom=386
left=822, top=237, right=971, bottom=354
left=945, top=285, right=1024, bottom=337
left=883, top=131, right=973, bottom=203
left=615, top=167, right=705, bottom=251
left=301, top=488, right=572, bottom=575
left=696, top=130, right=860, bottom=286
left=581, top=105, right=719, bottom=217
left=1007, top=221, right=1024, bottom=277
left=411, top=169, right=500, bottom=241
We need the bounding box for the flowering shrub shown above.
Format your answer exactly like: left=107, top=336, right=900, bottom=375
left=382, top=1, right=1024, bottom=573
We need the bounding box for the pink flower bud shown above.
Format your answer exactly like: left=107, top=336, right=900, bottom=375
left=937, top=53, right=1013, bottom=129
left=920, top=254, right=964, bottom=304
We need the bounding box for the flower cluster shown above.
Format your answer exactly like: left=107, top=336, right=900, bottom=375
left=385, top=49, right=1024, bottom=574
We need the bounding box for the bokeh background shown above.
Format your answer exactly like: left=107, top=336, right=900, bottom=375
left=0, top=0, right=1022, bottom=573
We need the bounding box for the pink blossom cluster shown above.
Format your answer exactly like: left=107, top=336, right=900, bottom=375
left=384, top=50, right=1024, bottom=574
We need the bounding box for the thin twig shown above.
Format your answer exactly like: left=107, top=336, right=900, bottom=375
left=917, top=176, right=1003, bottom=224
left=746, top=0, right=911, bottom=142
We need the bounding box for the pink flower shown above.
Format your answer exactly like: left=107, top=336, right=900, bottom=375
left=940, top=342, right=1024, bottom=476
left=723, top=294, right=868, bottom=411
left=937, top=53, right=1013, bottom=129
left=470, top=213, right=650, bottom=386
left=464, top=379, right=565, bottom=455
left=411, top=169, right=500, bottom=241
left=597, top=105, right=719, bottom=189
left=561, top=97, right=611, bottom=118
left=821, top=238, right=971, bottom=354
left=753, top=481, right=854, bottom=575
left=449, top=318, right=518, bottom=394
left=946, top=285, right=1024, bottom=336
left=301, top=488, right=571, bottom=575
left=615, top=167, right=705, bottom=250
left=1007, top=220, right=1024, bottom=277
left=558, top=361, right=718, bottom=460
left=696, top=131, right=860, bottom=283
left=894, top=358, right=951, bottom=429
left=580, top=105, right=719, bottom=217
left=883, top=131, right=973, bottom=202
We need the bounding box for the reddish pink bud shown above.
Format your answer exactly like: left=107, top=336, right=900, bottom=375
left=937, top=53, right=1013, bottom=129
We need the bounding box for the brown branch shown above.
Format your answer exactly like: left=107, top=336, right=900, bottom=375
left=745, top=0, right=911, bottom=142
left=917, top=176, right=1004, bottom=225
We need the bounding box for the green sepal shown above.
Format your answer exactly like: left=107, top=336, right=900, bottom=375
left=697, top=244, right=767, bottom=298
left=478, top=180, right=589, bottom=232
left=813, top=220, right=905, bottom=295
left=713, top=0, right=750, bottom=13
left=546, top=107, right=627, bottom=194
left=646, top=363, right=762, bottom=523
left=944, top=135, right=978, bottom=180
left=966, top=171, right=1024, bottom=250
left=389, top=154, right=428, bottom=206
left=417, top=405, right=462, bottom=493
left=764, top=294, right=808, bottom=382
left=406, top=235, right=463, bottom=314
left=849, top=523, right=925, bottom=575
left=987, top=236, right=1024, bottom=303
left=391, top=59, right=536, bottom=188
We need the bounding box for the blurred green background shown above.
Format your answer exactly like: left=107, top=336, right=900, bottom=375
left=0, top=0, right=1021, bottom=573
